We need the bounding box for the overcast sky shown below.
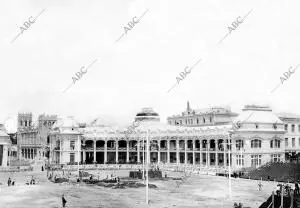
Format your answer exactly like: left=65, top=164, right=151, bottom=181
left=1, top=0, right=300, bottom=129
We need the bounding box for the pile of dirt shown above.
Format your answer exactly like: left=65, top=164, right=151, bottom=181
left=129, top=170, right=162, bottom=179
left=54, top=178, right=69, bottom=183
left=83, top=179, right=157, bottom=189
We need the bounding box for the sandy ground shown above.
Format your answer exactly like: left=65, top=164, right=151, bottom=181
left=0, top=169, right=278, bottom=208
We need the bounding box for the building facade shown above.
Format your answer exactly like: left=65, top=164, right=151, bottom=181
left=49, top=108, right=234, bottom=169
left=0, top=129, right=11, bottom=167
left=277, top=113, right=300, bottom=162
left=230, top=105, right=285, bottom=170
left=17, top=113, right=57, bottom=161
left=167, top=102, right=238, bottom=126
left=47, top=105, right=298, bottom=171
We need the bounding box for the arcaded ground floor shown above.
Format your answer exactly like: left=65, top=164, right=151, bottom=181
left=0, top=169, right=281, bottom=207
left=52, top=150, right=232, bottom=167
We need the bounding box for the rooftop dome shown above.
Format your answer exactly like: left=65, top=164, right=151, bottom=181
left=135, top=108, right=160, bottom=122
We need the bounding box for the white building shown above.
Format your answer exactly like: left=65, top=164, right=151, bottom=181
left=277, top=113, right=300, bottom=162
left=0, top=129, right=11, bottom=167
left=49, top=116, right=83, bottom=164
left=231, top=105, right=285, bottom=169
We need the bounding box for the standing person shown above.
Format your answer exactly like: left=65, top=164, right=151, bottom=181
left=62, top=194, right=67, bottom=207
left=258, top=181, right=263, bottom=191
left=7, top=177, right=11, bottom=186
left=295, top=182, right=300, bottom=195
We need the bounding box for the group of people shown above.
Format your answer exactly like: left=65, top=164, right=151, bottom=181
left=275, top=181, right=300, bottom=196
left=7, top=177, right=15, bottom=186
left=26, top=176, right=36, bottom=185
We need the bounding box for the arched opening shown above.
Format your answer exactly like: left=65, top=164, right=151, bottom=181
left=107, top=140, right=115, bottom=150
left=170, top=140, right=176, bottom=150
left=209, top=140, right=216, bottom=150
left=179, top=140, right=185, bottom=150
left=96, top=140, right=105, bottom=149
left=85, top=140, right=94, bottom=150
left=160, top=140, right=167, bottom=150
left=187, top=140, right=193, bottom=150
left=118, top=140, right=127, bottom=150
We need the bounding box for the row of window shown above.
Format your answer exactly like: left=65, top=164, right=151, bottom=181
left=172, top=116, right=213, bottom=125
left=285, top=137, right=300, bottom=147
left=284, top=124, right=300, bottom=133
left=236, top=154, right=281, bottom=167
left=236, top=139, right=281, bottom=149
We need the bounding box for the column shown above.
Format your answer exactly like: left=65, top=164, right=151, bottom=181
left=207, top=140, right=210, bottom=167
left=137, top=140, right=140, bottom=163
left=115, top=140, right=118, bottom=163
left=93, top=139, right=96, bottom=163
left=224, top=140, right=227, bottom=167
left=157, top=140, right=161, bottom=164
left=215, top=151, right=218, bottom=167
left=104, top=140, right=107, bottom=163
left=2, top=146, right=8, bottom=167
left=176, top=139, right=179, bottom=165
left=126, top=140, right=130, bottom=163
left=60, top=139, right=63, bottom=164
left=192, top=139, right=195, bottom=165
left=184, top=139, right=187, bottom=164
left=200, top=139, right=202, bottom=166
left=167, top=139, right=170, bottom=164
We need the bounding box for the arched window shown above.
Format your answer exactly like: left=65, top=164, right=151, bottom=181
left=251, top=139, right=261, bottom=148
left=270, top=139, right=280, bottom=148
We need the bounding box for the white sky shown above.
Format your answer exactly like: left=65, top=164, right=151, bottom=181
left=1, top=0, right=300, bottom=129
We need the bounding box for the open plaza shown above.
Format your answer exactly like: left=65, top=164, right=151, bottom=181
left=0, top=167, right=280, bottom=208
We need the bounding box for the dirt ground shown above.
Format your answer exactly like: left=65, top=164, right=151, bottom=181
left=0, top=169, right=278, bottom=208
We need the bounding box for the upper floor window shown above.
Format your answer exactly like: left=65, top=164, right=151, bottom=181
left=273, top=124, right=277, bottom=130
left=236, top=140, right=244, bottom=150
left=70, top=140, right=75, bottom=150
left=180, top=120, right=182, bottom=125
left=298, top=125, right=300, bottom=132
left=255, top=124, right=259, bottom=129
left=191, top=119, right=193, bottom=124
left=251, top=139, right=261, bottom=148
left=284, top=124, right=288, bottom=131
left=285, top=138, right=288, bottom=147
left=209, top=117, right=212, bottom=123
left=292, top=124, right=295, bottom=132
left=197, top=118, right=199, bottom=124
left=270, top=139, right=280, bottom=148
left=292, top=138, right=295, bottom=147
left=203, top=118, right=206, bottom=123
